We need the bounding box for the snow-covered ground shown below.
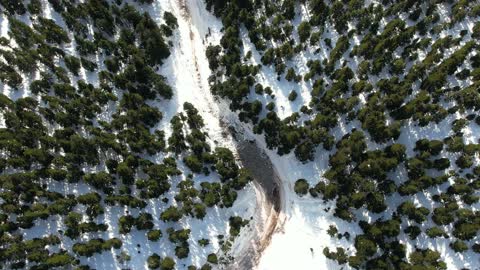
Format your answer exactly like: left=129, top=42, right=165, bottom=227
left=1, top=0, right=479, bottom=269
left=0, top=0, right=259, bottom=269
left=188, top=4, right=356, bottom=268
left=213, top=2, right=480, bottom=270
left=158, top=1, right=284, bottom=268
left=147, top=0, right=480, bottom=269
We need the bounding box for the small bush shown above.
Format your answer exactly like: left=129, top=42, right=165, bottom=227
left=294, top=179, right=309, bottom=196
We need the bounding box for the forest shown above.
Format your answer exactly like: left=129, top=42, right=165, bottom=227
left=0, top=0, right=479, bottom=269
left=0, top=0, right=252, bottom=269
left=205, top=0, right=480, bottom=269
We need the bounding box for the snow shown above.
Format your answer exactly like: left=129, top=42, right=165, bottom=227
left=0, top=0, right=257, bottom=269
left=247, top=91, right=480, bottom=270
left=218, top=2, right=480, bottom=269
left=226, top=114, right=357, bottom=270
left=1, top=0, right=479, bottom=269
left=154, top=0, right=230, bottom=148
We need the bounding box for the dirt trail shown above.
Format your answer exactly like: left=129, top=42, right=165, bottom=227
left=173, top=1, right=285, bottom=269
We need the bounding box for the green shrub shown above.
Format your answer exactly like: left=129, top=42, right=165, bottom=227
left=288, top=90, right=298, bottom=101
left=147, top=230, right=162, bottom=241
left=294, top=179, right=309, bottom=196
left=207, top=253, right=218, bottom=264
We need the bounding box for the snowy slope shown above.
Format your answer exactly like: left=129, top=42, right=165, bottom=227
left=0, top=1, right=258, bottom=269
left=1, top=0, right=479, bottom=269
left=205, top=2, right=480, bottom=270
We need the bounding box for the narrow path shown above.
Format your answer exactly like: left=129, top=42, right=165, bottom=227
left=171, top=0, right=286, bottom=269
left=176, top=0, right=215, bottom=116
